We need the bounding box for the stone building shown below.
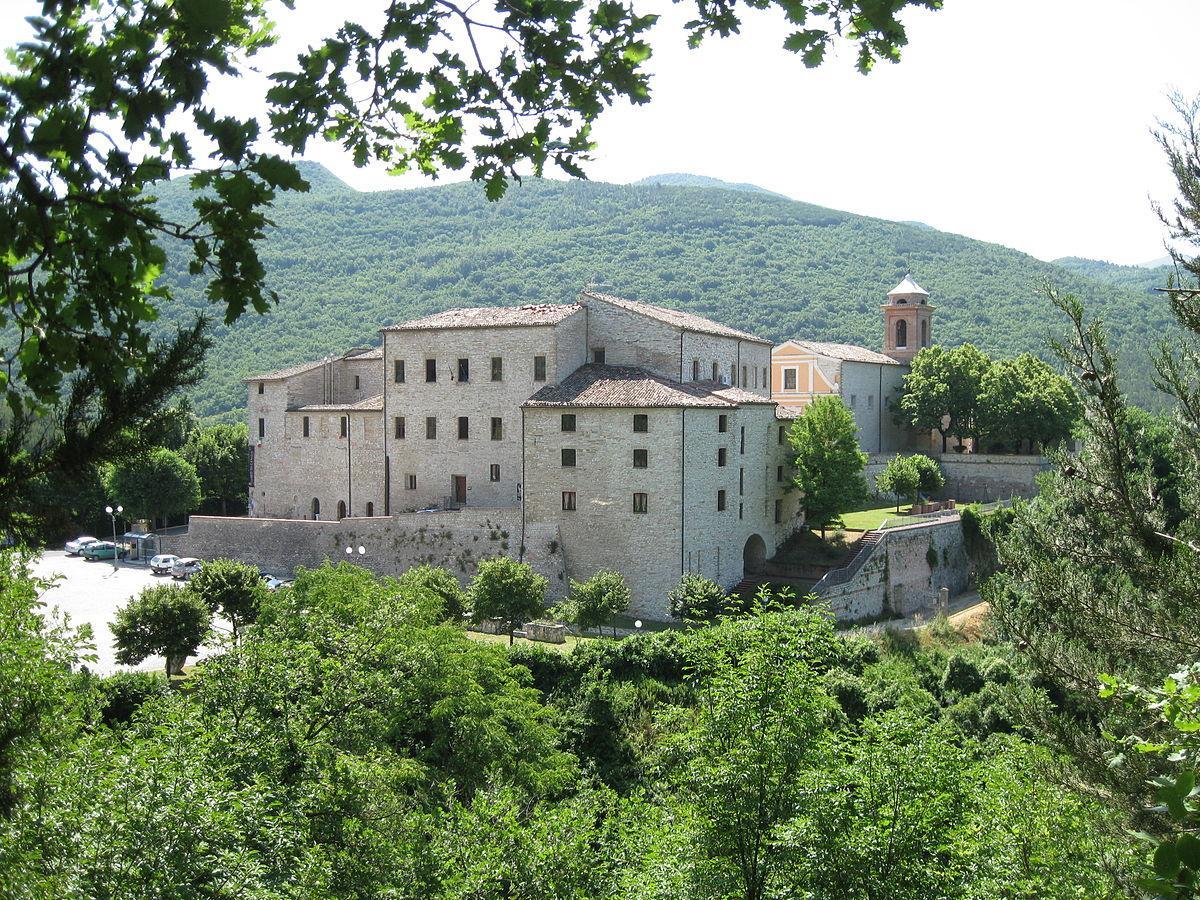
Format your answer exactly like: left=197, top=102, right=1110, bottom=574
left=243, top=289, right=799, bottom=618
left=770, top=275, right=930, bottom=453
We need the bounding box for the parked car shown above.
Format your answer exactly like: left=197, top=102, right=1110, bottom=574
left=171, top=557, right=202, bottom=580
left=65, top=535, right=100, bottom=555
left=260, top=574, right=292, bottom=592
left=82, top=541, right=121, bottom=560
left=150, top=554, right=179, bottom=575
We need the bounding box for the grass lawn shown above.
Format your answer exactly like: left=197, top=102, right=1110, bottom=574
left=464, top=629, right=588, bottom=653
left=839, top=502, right=915, bottom=532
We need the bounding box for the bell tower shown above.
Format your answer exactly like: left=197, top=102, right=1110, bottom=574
left=882, top=274, right=933, bottom=364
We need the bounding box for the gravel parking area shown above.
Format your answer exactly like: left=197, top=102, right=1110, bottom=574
left=31, top=550, right=219, bottom=675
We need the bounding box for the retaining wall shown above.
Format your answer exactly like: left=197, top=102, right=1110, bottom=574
left=816, top=516, right=970, bottom=622
left=865, top=452, right=1047, bottom=502
left=166, top=510, right=568, bottom=598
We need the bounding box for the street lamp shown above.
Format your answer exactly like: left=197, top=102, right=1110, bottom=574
left=345, top=545, right=365, bottom=557
left=104, top=505, right=123, bottom=571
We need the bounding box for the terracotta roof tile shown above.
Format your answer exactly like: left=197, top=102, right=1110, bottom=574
left=293, top=394, right=384, bottom=412
left=581, top=291, right=771, bottom=345
left=525, top=365, right=754, bottom=409
left=382, top=303, right=581, bottom=331
left=785, top=340, right=900, bottom=365
left=244, top=359, right=326, bottom=383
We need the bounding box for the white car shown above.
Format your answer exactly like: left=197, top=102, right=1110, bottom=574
left=171, top=557, right=202, bottom=580
left=65, top=536, right=100, bottom=555
left=150, top=554, right=179, bottom=575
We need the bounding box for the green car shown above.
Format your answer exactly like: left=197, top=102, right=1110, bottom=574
left=82, top=541, right=120, bottom=560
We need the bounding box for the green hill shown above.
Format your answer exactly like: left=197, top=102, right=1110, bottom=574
left=1053, top=255, right=1173, bottom=295
left=145, top=163, right=1175, bottom=419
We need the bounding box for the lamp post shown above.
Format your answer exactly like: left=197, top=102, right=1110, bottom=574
left=345, top=545, right=365, bottom=559
left=105, top=505, right=123, bottom=571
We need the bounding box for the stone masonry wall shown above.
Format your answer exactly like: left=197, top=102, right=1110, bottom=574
left=170, top=510, right=567, bottom=598
left=864, top=452, right=1047, bottom=502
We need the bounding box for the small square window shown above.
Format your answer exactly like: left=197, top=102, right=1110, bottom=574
left=340, top=416, right=348, bottom=438
left=257, top=383, right=264, bottom=395
left=406, top=474, right=417, bottom=490
left=490, top=464, right=501, bottom=482
left=258, top=417, right=265, bottom=439
left=534, top=356, right=547, bottom=382
left=561, top=413, right=576, bottom=432
left=561, top=448, right=577, bottom=467
left=394, top=359, right=405, bottom=383
left=718, top=447, right=727, bottom=467
left=593, top=348, right=606, bottom=364
left=491, top=417, right=503, bottom=441
left=354, top=374, right=361, bottom=391
left=718, top=414, right=727, bottom=433
left=458, top=416, right=469, bottom=440
left=491, top=356, right=503, bottom=382
left=633, top=492, right=648, bottom=514
left=633, top=448, right=648, bottom=468
left=633, top=414, right=648, bottom=433
left=303, top=416, right=310, bottom=438
left=562, top=491, right=576, bottom=511
left=426, top=358, right=437, bottom=382
left=717, top=489, right=726, bottom=512
left=457, top=358, right=469, bottom=382
left=395, top=416, right=405, bottom=439
left=426, top=416, right=437, bottom=439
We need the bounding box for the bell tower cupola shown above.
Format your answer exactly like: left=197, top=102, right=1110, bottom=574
left=882, top=273, right=933, bottom=364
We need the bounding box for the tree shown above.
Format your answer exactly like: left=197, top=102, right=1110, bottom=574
left=181, top=423, right=249, bottom=515
left=876, top=454, right=921, bottom=512
left=187, top=558, right=266, bottom=641
left=668, top=572, right=728, bottom=623
left=789, top=396, right=869, bottom=536
left=911, top=453, right=945, bottom=497
left=112, top=583, right=211, bottom=676
left=102, top=447, right=202, bottom=528
left=978, top=353, right=1079, bottom=452
left=469, top=557, right=548, bottom=644
left=396, top=564, right=467, bottom=623
left=561, top=570, right=631, bottom=637
left=898, top=343, right=992, bottom=452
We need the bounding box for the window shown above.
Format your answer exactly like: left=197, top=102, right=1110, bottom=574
left=712, top=362, right=718, bottom=381
left=491, top=356, right=503, bottom=381
left=340, top=416, right=348, bottom=438
left=534, top=355, right=547, bottom=382
left=783, top=368, right=797, bottom=391
left=896, top=319, right=908, bottom=349
left=717, top=489, right=727, bottom=512
left=742, top=365, right=747, bottom=388
left=406, top=474, right=417, bottom=490
left=730, top=363, right=737, bottom=386
left=426, top=416, right=437, bottom=439
left=778, top=425, right=785, bottom=445
left=763, top=367, right=768, bottom=388
left=740, top=426, right=745, bottom=454
left=490, top=464, right=501, bottom=482
left=593, top=348, right=606, bottom=364
left=633, top=492, right=648, bottom=514
left=739, top=467, right=744, bottom=495
left=258, top=417, right=265, bottom=439
left=561, top=413, right=576, bottom=432
left=457, top=358, right=469, bottom=382
left=692, top=358, right=700, bottom=380
left=633, top=414, right=648, bottom=433
left=257, top=383, right=264, bottom=395
left=718, top=414, right=728, bottom=433
left=921, top=319, right=928, bottom=347
left=303, top=416, right=310, bottom=438
left=849, top=394, right=857, bottom=409
left=868, top=394, right=874, bottom=409
left=311, top=497, right=319, bottom=518
left=561, top=448, right=577, bottom=467
left=394, top=359, right=405, bottom=383
left=562, top=491, right=576, bottom=511
left=633, top=448, right=648, bottom=468
left=248, top=446, right=255, bottom=487
left=718, top=447, right=727, bottom=467
left=337, top=500, right=346, bottom=520
left=366, top=502, right=374, bottom=517
left=354, top=374, right=361, bottom=391
left=775, top=499, right=783, bottom=523
left=739, top=502, right=744, bottom=520
left=491, top=417, right=503, bottom=441
left=426, top=358, right=437, bottom=382
left=776, top=465, right=783, bottom=482
left=457, top=416, right=469, bottom=440
left=395, top=416, right=405, bottom=439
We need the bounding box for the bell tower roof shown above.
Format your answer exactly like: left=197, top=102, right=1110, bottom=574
left=887, top=274, right=929, bottom=302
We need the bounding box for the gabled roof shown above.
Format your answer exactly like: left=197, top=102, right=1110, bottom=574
left=888, top=274, right=929, bottom=297
left=524, top=365, right=771, bottom=409
left=382, top=303, right=581, bottom=332
left=244, top=346, right=383, bottom=382
left=781, top=340, right=900, bottom=366
left=292, top=394, right=384, bottom=412
left=580, top=290, right=772, bottom=345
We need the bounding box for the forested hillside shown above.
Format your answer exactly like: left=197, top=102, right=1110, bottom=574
left=1054, top=255, right=1174, bottom=295
left=148, top=163, right=1173, bottom=419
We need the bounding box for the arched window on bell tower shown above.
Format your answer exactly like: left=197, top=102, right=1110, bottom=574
left=896, top=319, right=908, bottom=349
left=921, top=319, right=928, bottom=347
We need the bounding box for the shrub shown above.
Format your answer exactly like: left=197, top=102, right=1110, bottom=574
left=982, top=656, right=1015, bottom=685
left=833, top=635, right=880, bottom=674
left=941, top=654, right=985, bottom=696
left=95, top=671, right=170, bottom=726
left=668, top=573, right=727, bottom=622
left=827, top=670, right=869, bottom=721
left=507, top=643, right=573, bottom=695
left=397, top=564, right=466, bottom=622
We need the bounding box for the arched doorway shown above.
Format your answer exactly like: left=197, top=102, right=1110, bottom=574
left=311, top=497, right=320, bottom=519
left=366, top=502, right=374, bottom=517
left=743, top=534, right=767, bottom=574
left=337, top=500, right=347, bottom=520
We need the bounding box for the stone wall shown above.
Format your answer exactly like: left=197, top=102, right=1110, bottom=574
left=815, top=516, right=970, bottom=622
left=864, top=452, right=1047, bottom=502
left=168, top=509, right=567, bottom=598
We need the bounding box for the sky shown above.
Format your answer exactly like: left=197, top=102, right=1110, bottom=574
left=5, top=0, right=1199, bottom=265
